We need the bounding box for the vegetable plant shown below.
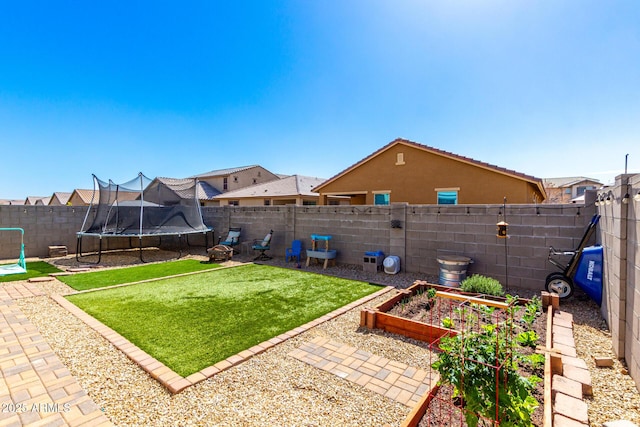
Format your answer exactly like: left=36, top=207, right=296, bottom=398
left=432, top=299, right=541, bottom=426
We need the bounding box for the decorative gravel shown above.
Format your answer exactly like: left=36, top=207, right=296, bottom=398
left=8, top=249, right=640, bottom=426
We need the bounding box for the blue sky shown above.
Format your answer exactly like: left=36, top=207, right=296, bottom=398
left=1, top=1, right=639, bottom=199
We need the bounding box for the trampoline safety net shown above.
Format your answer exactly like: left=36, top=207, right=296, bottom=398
left=79, top=173, right=211, bottom=237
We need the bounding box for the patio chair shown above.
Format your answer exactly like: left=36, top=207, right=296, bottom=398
left=285, top=240, right=303, bottom=263
left=218, top=227, right=241, bottom=254
left=252, top=230, right=273, bottom=261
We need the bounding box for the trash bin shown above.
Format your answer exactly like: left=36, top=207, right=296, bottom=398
left=383, top=256, right=401, bottom=274
left=437, top=255, right=472, bottom=287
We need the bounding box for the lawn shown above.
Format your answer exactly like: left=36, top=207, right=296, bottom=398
left=66, top=264, right=382, bottom=376
left=58, top=259, right=222, bottom=291
left=0, top=261, right=62, bottom=283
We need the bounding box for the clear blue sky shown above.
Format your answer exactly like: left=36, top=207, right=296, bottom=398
left=1, top=1, right=639, bottom=199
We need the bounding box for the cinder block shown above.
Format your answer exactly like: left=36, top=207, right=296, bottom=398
left=552, top=374, right=583, bottom=399
left=553, top=392, right=589, bottom=423
left=563, top=364, right=593, bottom=396
left=553, top=413, right=589, bottom=427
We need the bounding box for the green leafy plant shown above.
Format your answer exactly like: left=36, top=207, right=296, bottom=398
left=460, top=274, right=504, bottom=296
left=441, top=317, right=455, bottom=329
left=522, top=353, right=545, bottom=370
left=432, top=314, right=540, bottom=426
left=521, top=296, right=542, bottom=326
left=517, top=330, right=540, bottom=348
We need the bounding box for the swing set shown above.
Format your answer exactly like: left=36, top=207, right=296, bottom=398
left=0, top=228, right=27, bottom=276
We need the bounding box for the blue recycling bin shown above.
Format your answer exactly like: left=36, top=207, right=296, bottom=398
left=573, top=245, right=603, bottom=305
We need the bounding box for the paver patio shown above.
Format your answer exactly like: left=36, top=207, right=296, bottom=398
left=0, top=288, right=112, bottom=427
left=290, top=337, right=439, bottom=407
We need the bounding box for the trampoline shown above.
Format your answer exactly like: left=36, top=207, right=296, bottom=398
left=76, top=173, right=213, bottom=263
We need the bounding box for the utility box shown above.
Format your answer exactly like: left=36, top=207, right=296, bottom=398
left=363, top=251, right=384, bottom=273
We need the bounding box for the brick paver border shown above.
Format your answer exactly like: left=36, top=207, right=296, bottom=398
left=52, top=285, right=394, bottom=394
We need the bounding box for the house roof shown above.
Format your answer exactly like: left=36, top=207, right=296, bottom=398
left=24, top=196, right=47, bottom=205
left=153, top=177, right=221, bottom=200
left=35, top=197, right=52, bottom=205
left=314, top=138, right=547, bottom=196
left=50, top=192, right=72, bottom=205
left=214, top=175, right=326, bottom=199
left=542, top=177, right=602, bottom=188
left=190, top=165, right=261, bottom=179
left=0, top=199, right=24, bottom=205
left=70, top=189, right=96, bottom=204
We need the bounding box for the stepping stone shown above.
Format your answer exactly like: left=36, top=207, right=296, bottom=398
left=68, top=267, right=91, bottom=272
left=50, top=272, right=73, bottom=276
left=28, top=276, right=55, bottom=283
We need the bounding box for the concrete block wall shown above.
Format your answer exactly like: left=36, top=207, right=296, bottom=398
left=598, top=173, right=640, bottom=391
left=403, top=203, right=593, bottom=290
left=1, top=201, right=592, bottom=293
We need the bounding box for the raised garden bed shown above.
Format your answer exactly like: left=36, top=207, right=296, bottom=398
left=361, top=280, right=546, bottom=426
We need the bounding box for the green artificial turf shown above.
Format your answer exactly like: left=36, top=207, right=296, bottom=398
left=58, top=259, right=222, bottom=291
left=66, top=264, right=382, bottom=377
left=0, top=261, right=62, bottom=283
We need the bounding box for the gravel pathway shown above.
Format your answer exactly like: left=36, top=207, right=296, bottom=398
left=6, top=249, right=640, bottom=426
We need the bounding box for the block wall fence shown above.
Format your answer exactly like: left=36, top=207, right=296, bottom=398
left=1, top=198, right=596, bottom=291
left=597, top=173, right=640, bottom=391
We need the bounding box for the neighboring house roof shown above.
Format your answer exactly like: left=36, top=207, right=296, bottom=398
left=196, top=181, right=222, bottom=200
left=70, top=189, right=96, bottom=204
left=152, top=177, right=221, bottom=201
left=190, top=165, right=261, bottom=179
left=24, top=196, right=47, bottom=205
left=0, top=199, right=25, bottom=205
left=313, top=138, right=547, bottom=197
left=214, top=175, right=326, bottom=199
left=50, top=192, right=72, bottom=205
left=35, top=197, right=52, bottom=205
left=542, top=177, right=602, bottom=188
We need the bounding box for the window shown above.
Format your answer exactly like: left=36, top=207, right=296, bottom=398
left=374, top=193, right=390, bottom=205
left=437, top=191, right=458, bottom=205
left=253, top=178, right=257, bottom=184
left=228, top=200, right=239, bottom=206
left=576, top=186, right=595, bottom=196
left=223, top=177, right=228, bottom=191
left=303, top=200, right=316, bottom=206
left=264, top=200, right=271, bottom=206
left=233, top=176, right=238, bottom=183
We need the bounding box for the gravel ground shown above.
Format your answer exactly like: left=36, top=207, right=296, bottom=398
left=8, top=249, right=640, bottom=426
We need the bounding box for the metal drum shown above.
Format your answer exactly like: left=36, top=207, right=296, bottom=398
left=437, top=255, right=472, bottom=287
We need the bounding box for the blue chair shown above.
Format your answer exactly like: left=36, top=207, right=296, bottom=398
left=252, top=230, right=273, bottom=260
left=218, top=227, right=241, bottom=254
left=285, top=240, right=303, bottom=263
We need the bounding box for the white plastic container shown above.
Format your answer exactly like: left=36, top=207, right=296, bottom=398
left=383, top=256, right=401, bottom=274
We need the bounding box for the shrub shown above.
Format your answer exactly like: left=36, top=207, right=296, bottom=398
left=460, top=274, right=504, bottom=296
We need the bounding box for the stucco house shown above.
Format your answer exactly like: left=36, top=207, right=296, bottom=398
left=214, top=175, right=343, bottom=206
left=313, top=138, right=547, bottom=205
left=191, top=165, right=279, bottom=192
left=542, top=177, right=602, bottom=204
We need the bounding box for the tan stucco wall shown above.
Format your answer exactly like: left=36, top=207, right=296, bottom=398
left=318, top=143, right=544, bottom=204
left=199, top=167, right=280, bottom=193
